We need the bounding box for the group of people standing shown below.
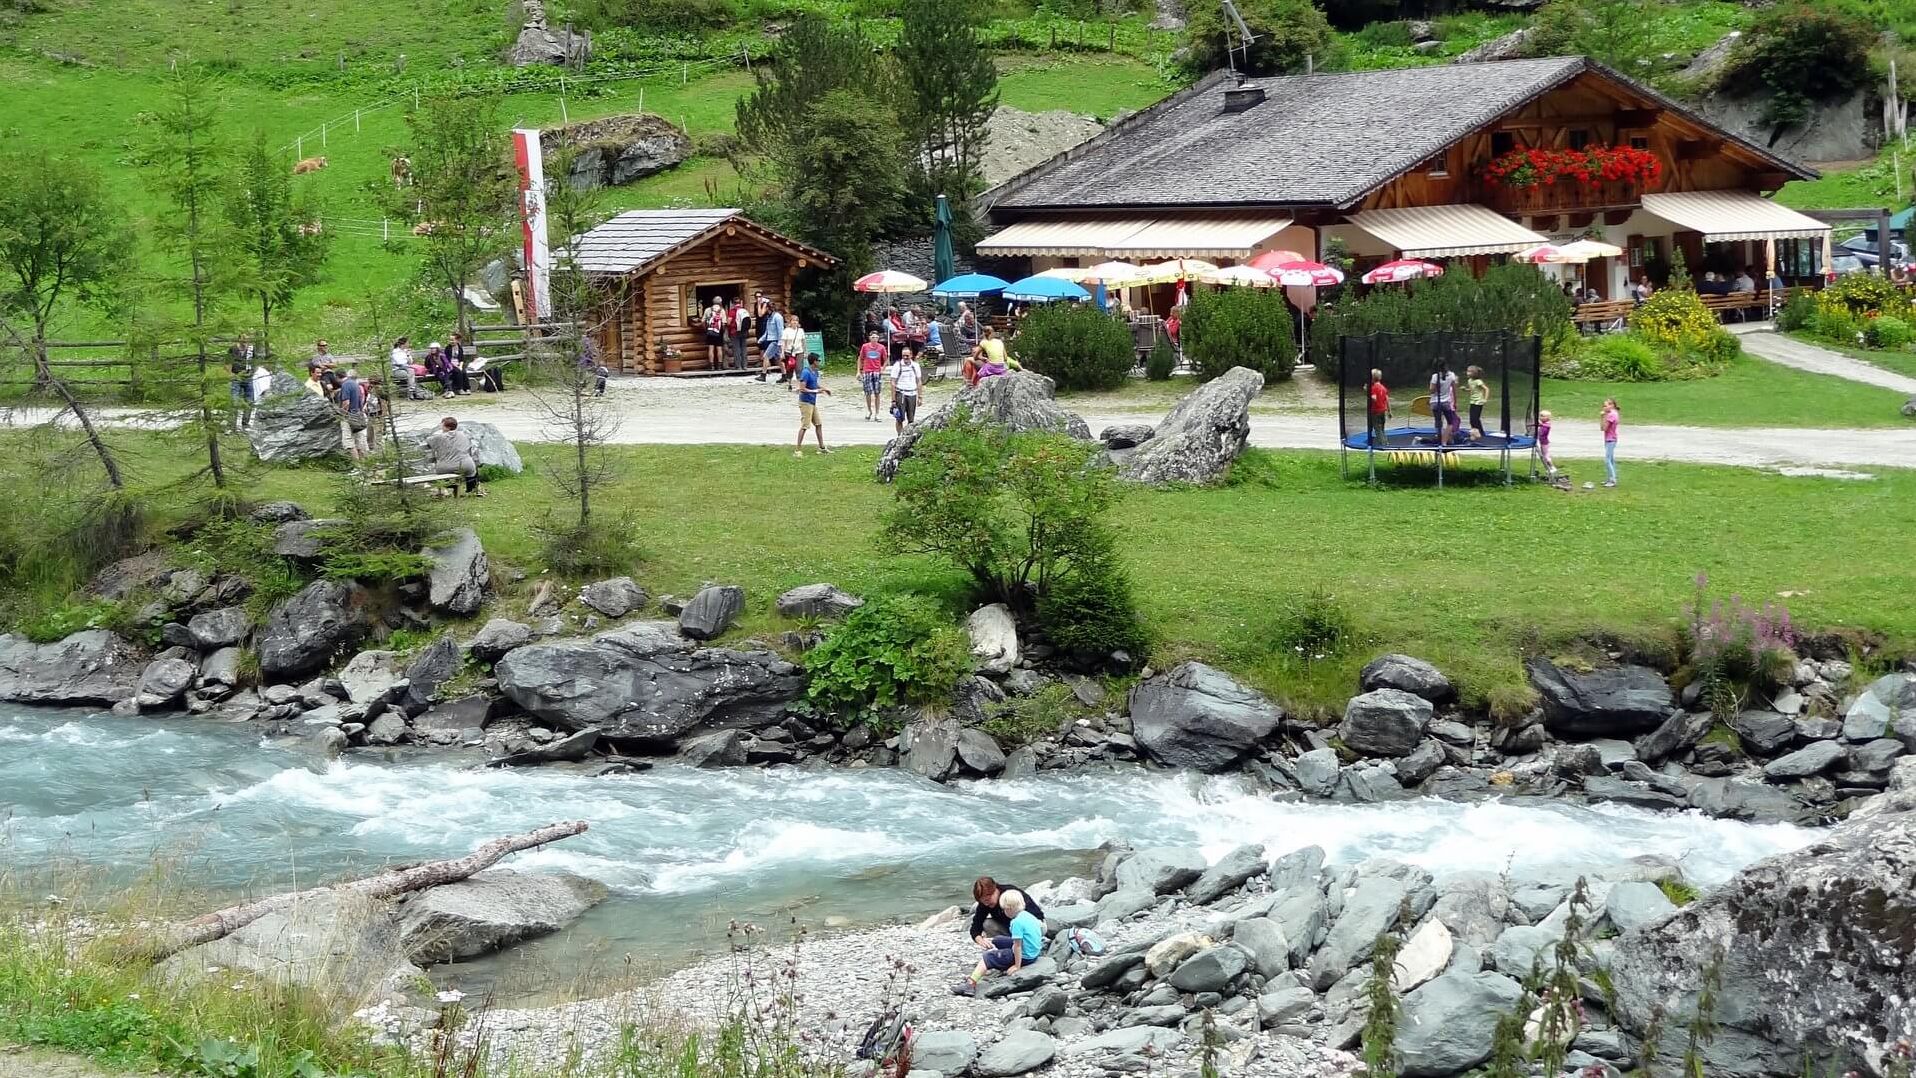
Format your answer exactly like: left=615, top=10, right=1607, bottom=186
left=704, top=292, right=806, bottom=382
left=301, top=339, right=382, bottom=462
left=1362, top=365, right=1621, bottom=486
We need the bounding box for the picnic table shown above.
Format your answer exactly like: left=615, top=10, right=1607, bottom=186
left=369, top=471, right=467, bottom=496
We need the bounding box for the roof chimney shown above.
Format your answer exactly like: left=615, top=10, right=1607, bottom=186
left=1221, top=85, right=1265, bottom=113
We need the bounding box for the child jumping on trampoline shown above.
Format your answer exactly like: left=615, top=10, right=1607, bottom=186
left=1429, top=362, right=1462, bottom=446
left=1465, top=365, right=1490, bottom=441
left=1367, top=369, right=1389, bottom=447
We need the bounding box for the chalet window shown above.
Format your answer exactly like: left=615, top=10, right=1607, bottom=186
left=1423, top=153, right=1449, bottom=178
left=1491, top=132, right=1516, bottom=157
left=1629, top=135, right=1649, bottom=151
left=1567, top=129, right=1590, bottom=151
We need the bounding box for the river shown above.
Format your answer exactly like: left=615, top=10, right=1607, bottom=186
left=1, top=707, right=1818, bottom=1003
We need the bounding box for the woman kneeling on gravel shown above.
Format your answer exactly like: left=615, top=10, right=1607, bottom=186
left=966, top=876, right=1045, bottom=945
left=953, top=889, right=1044, bottom=996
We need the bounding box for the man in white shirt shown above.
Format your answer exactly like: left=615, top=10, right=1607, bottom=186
left=1731, top=268, right=1756, bottom=293
left=887, top=345, right=924, bottom=434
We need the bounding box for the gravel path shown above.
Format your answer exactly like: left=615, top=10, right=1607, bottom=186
left=0, top=1047, right=127, bottom=1078
left=1738, top=330, right=1916, bottom=395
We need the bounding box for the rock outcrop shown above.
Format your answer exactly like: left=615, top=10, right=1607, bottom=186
left=423, top=528, right=489, bottom=616
left=1109, top=367, right=1262, bottom=485
left=246, top=392, right=347, bottom=464
left=876, top=371, right=1092, bottom=481
left=256, top=580, right=372, bottom=681
left=494, top=622, right=802, bottom=745
left=775, top=583, right=864, bottom=620
left=1527, top=658, right=1674, bottom=736
left=1128, top=661, right=1283, bottom=772
left=506, top=0, right=590, bottom=67
left=0, top=630, right=147, bottom=705
left=549, top=113, right=691, bottom=189
left=397, top=869, right=607, bottom=963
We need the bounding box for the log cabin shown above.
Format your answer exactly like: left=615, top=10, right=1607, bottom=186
left=574, top=209, right=835, bottom=374
left=978, top=56, right=1832, bottom=305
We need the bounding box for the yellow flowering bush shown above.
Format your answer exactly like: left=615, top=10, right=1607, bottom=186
left=1630, top=285, right=1739, bottom=375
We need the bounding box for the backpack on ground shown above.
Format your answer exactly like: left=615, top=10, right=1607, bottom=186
left=855, top=1008, right=912, bottom=1064
left=1067, top=928, right=1107, bottom=957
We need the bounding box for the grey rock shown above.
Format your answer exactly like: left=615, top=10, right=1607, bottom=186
left=486, top=726, right=600, bottom=767
left=877, top=371, right=1091, bottom=481
left=1167, top=945, right=1248, bottom=992
left=1186, top=842, right=1267, bottom=904
left=978, top=957, right=1057, bottom=999
left=249, top=501, right=308, bottom=524
left=1078, top=951, right=1144, bottom=989
left=1061, top=1025, right=1182, bottom=1057
left=1583, top=774, right=1684, bottom=811
left=156, top=890, right=418, bottom=998
left=1397, top=971, right=1525, bottom=1076
left=1395, top=739, right=1446, bottom=787
left=338, top=650, right=403, bottom=705
left=1001, top=746, right=1038, bottom=780
left=1527, top=659, right=1674, bottom=737
left=1554, top=743, right=1605, bottom=777
left=1854, top=738, right=1907, bottom=774
left=677, top=584, right=744, bottom=641
left=403, top=420, right=523, bottom=475
left=1112, top=367, right=1262, bottom=485
left=1428, top=719, right=1474, bottom=745
left=1636, top=710, right=1714, bottom=763
left=1489, top=923, right=1559, bottom=975
left=679, top=729, right=747, bottom=768
left=1452, top=24, right=1536, bottom=63
left=1044, top=902, right=1098, bottom=931
left=272, top=518, right=344, bottom=560
left=1794, top=716, right=1843, bottom=742
left=199, top=646, right=242, bottom=687
left=1763, top=740, right=1846, bottom=780
left=902, top=715, right=961, bottom=781
left=578, top=577, right=647, bottom=619
left=1430, top=872, right=1508, bottom=948
left=401, top=633, right=461, bottom=710
left=1128, top=661, right=1283, bottom=772
left=413, top=695, right=492, bottom=735
left=955, top=728, right=1007, bottom=775
left=1023, top=984, right=1067, bottom=1017
left=1338, top=688, right=1432, bottom=757
left=1337, top=764, right=1406, bottom=803
left=1359, top=653, right=1455, bottom=703
left=908, top=1030, right=976, bottom=1075
left=1121, top=1004, right=1186, bottom=1027
left=399, top=870, right=607, bottom=963
left=1293, top=746, right=1340, bottom=796
left=1686, top=777, right=1803, bottom=823
left=1310, top=876, right=1408, bottom=989
left=246, top=391, right=348, bottom=463
left=966, top=603, right=1020, bottom=675
left=1511, top=884, right=1569, bottom=923
left=1730, top=710, right=1796, bottom=755
left=1097, top=423, right=1155, bottom=449
left=137, top=656, right=197, bottom=707
left=1232, top=916, right=1291, bottom=977
left=365, top=712, right=408, bottom=745
left=1604, top=880, right=1677, bottom=933
left=186, top=607, right=251, bottom=650
left=1257, top=985, right=1315, bottom=1028
left=468, top=619, right=533, bottom=663
left=1843, top=692, right=1893, bottom=741
left=1269, top=844, right=1325, bottom=894
left=423, top=528, right=490, bottom=616
left=257, top=580, right=371, bottom=681
left=1117, top=847, right=1207, bottom=895
left=1269, top=889, right=1329, bottom=969
left=0, top=630, right=146, bottom=705
left=775, top=583, right=864, bottom=620
left=1094, top=887, right=1156, bottom=923
left=495, top=623, right=801, bottom=744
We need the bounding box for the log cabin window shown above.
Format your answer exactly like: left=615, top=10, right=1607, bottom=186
left=1629, top=135, right=1649, bottom=150
left=1491, top=131, right=1516, bottom=156
left=1567, top=129, right=1590, bottom=150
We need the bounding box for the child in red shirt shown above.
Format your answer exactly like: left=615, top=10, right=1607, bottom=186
left=1366, top=368, right=1390, bottom=448
left=857, top=332, right=887, bottom=422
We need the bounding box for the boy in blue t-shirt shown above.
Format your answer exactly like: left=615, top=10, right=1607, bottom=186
left=793, top=354, right=833, bottom=458
left=952, top=889, right=1044, bottom=996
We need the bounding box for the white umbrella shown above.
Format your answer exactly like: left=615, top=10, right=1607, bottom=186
left=1200, top=265, right=1280, bottom=287
left=1559, top=239, right=1623, bottom=261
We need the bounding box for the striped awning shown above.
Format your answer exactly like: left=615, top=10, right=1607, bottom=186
left=1346, top=204, right=1549, bottom=258
left=1640, top=191, right=1830, bottom=242
left=977, top=214, right=1294, bottom=259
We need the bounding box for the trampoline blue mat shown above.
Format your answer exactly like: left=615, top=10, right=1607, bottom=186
left=1344, top=426, right=1537, bottom=451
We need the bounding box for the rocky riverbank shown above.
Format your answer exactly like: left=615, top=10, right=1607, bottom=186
left=411, top=762, right=1913, bottom=1078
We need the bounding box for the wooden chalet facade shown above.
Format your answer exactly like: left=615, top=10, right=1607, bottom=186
left=978, top=57, right=1831, bottom=302
left=574, top=210, right=834, bottom=374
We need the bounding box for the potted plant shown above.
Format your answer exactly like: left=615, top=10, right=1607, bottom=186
left=655, top=336, right=683, bottom=374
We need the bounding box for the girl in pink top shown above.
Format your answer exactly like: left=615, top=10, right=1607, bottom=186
left=1601, top=399, right=1620, bottom=487
left=1536, top=409, right=1556, bottom=478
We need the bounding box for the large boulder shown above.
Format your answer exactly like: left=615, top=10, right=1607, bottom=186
left=156, top=890, right=419, bottom=999
left=578, top=577, right=647, bottom=619
left=550, top=113, right=689, bottom=189
left=509, top=19, right=591, bottom=68
left=273, top=517, right=344, bottom=560
left=186, top=607, right=252, bottom=650
left=1397, top=971, right=1526, bottom=1077
left=339, top=649, right=404, bottom=704
left=423, top=528, right=489, bottom=616
left=1338, top=688, right=1433, bottom=757
left=971, top=1030, right=1056, bottom=1077
left=468, top=619, right=533, bottom=663
left=494, top=622, right=802, bottom=746
left=1128, top=661, right=1284, bottom=772
left=1186, top=842, right=1268, bottom=904
left=901, top=715, right=962, bottom=781
left=875, top=371, right=1092, bottom=482
left=135, top=656, right=197, bottom=709
left=775, top=583, right=863, bottom=620
left=1608, top=808, right=1916, bottom=1076
left=677, top=584, right=744, bottom=641
left=966, top=603, right=1020, bottom=675
left=402, top=633, right=462, bottom=710
left=247, top=391, right=347, bottom=464
left=257, top=580, right=372, bottom=682
left=1116, top=847, right=1208, bottom=895
left=1310, top=875, right=1409, bottom=989
left=1110, top=366, right=1262, bottom=485
left=1526, top=659, right=1674, bottom=737
left=1167, top=944, right=1249, bottom=992
left=0, top=630, right=146, bottom=705
left=397, top=870, right=607, bottom=963
left=1359, top=653, right=1455, bottom=704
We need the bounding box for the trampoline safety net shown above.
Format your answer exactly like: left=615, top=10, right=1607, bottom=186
left=1337, top=331, right=1541, bottom=443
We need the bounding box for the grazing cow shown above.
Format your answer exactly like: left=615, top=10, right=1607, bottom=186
left=411, top=221, right=438, bottom=236
left=297, top=221, right=323, bottom=236
left=390, top=155, right=412, bottom=188
left=292, top=156, right=329, bottom=174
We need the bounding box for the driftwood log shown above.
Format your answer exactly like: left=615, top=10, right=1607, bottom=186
left=133, top=820, right=590, bottom=961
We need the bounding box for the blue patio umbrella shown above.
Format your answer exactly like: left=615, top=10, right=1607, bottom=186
left=933, top=194, right=957, bottom=312
left=1002, top=275, right=1091, bottom=303
left=931, top=272, right=1010, bottom=298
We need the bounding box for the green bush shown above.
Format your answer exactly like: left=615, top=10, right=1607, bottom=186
left=536, top=511, right=645, bottom=578
left=804, top=594, right=973, bottom=718
left=1011, top=303, right=1137, bottom=392
left=1181, top=0, right=1331, bottom=76
left=1630, top=285, right=1738, bottom=378
left=1035, top=551, right=1150, bottom=667
left=1775, top=289, right=1816, bottom=332
left=1310, top=263, right=1572, bottom=374
left=1181, top=287, right=1298, bottom=383
left=1866, top=315, right=1914, bottom=350
left=1550, top=333, right=1663, bottom=382
left=1268, top=588, right=1358, bottom=659
left=1811, top=304, right=1863, bottom=345
left=1729, top=3, right=1875, bottom=127
left=17, top=598, right=126, bottom=644
left=981, top=681, right=1082, bottom=747
left=1145, top=335, right=1177, bottom=381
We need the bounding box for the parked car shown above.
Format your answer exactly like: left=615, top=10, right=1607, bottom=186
left=1828, top=253, right=1867, bottom=276
left=1838, top=234, right=1908, bottom=266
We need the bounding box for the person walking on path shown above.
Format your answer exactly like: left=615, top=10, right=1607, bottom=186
left=227, top=333, right=257, bottom=430
left=757, top=302, right=785, bottom=383
left=794, top=354, right=833, bottom=458
left=888, top=345, right=923, bottom=434
left=1366, top=368, right=1389, bottom=448
left=427, top=416, right=484, bottom=496
left=1601, top=398, right=1620, bottom=487
left=857, top=331, right=887, bottom=421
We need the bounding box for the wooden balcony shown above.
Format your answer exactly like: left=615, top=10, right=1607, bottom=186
left=1480, top=180, right=1642, bottom=217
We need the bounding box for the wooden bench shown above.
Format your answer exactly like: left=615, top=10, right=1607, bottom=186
left=369, top=472, right=466, bottom=496
left=1572, top=299, right=1634, bottom=332
left=1698, top=290, right=1762, bottom=322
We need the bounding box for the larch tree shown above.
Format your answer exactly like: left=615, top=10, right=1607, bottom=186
left=402, top=95, right=519, bottom=336
left=896, top=0, right=998, bottom=233
left=0, top=150, right=134, bottom=490
left=226, top=131, right=330, bottom=362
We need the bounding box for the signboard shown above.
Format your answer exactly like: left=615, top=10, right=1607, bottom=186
left=805, top=331, right=824, bottom=360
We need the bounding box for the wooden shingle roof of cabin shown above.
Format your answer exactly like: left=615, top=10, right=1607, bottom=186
left=573, top=209, right=835, bottom=275
left=986, top=56, right=1817, bottom=214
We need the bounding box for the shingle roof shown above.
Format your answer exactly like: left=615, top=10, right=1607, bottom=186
left=572, top=209, right=835, bottom=274
left=989, top=57, right=1814, bottom=213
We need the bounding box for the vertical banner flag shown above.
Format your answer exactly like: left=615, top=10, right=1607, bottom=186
left=511, top=128, right=551, bottom=321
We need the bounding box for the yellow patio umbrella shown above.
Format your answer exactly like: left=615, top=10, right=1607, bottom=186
left=1081, top=260, right=1148, bottom=285
left=1558, top=239, right=1623, bottom=261
left=1136, top=259, right=1221, bottom=285
left=1200, top=265, right=1280, bottom=287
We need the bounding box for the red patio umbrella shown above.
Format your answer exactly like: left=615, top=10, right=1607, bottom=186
left=1267, top=260, right=1346, bottom=288
left=1248, top=250, right=1309, bottom=272
left=1361, top=259, right=1445, bottom=284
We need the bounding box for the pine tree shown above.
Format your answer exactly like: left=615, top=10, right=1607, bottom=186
left=226, top=131, right=329, bottom=362
left=896, top=0, right=998, bottom=231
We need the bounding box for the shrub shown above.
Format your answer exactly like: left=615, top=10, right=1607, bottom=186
left=886, top=416, right=1120, bottom=608
left=1729, top=3, right=1875, bottom=127
left=1145, top=335, right=1177, bottom=381
left=981, top=681, right=1081, bottom=747
left=1821, top=273, right=1909, bottom=318
left=1547, top=333, right=1662, bottom=382
left=1011, top=303, right=1136, bottom=392
left=1267, top=588, right=1357, bottom=660
left=1630, top=286, right=1738, bottom=377
left=1181, top=286, right=1297, bottom=383
left=804, top=594, right=972, bottom=717
left=1810, top=303, right=1863, bottom=345
left=537, top=511, right=644, bottom=577
left=1685, top=573, right=1797, bottom=720
left=1311, top=263, right=1572, bottom=373
left=1775, top=289, right=1816, bottom=331
left=1035, top=551, right=1150, bottom=666
left=1866, top=314, right=1914, bottom=350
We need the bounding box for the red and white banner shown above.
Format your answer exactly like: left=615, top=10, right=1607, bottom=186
left=510, top=128, right=551, bottom=321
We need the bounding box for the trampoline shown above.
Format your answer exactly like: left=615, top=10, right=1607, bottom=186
left=1336, top=331, right=1542, bottom=487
